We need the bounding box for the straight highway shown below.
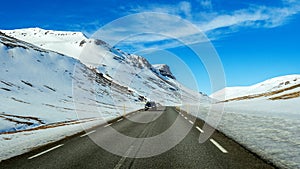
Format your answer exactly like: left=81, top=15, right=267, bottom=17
left=0, top=107, right=276, bottom=169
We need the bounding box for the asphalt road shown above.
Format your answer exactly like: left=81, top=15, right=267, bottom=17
left=0, top=107, right=276, bottom=169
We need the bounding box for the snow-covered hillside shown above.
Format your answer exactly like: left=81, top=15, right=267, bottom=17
left=0, top=31, right=157, bottom=160
left=1, top=28, right=87, bottom=59
left=79, top=39, right=208, bottom=106
left=210, top=75, right=300, bottom=115
left=211, top=75, right=300, bottom=101
left=0, top=28, right=210, bottom=161
left=2, top=28, right=209, bottom=106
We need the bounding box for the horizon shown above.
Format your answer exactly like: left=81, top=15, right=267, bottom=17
left=1, top=0, right=300, bottom=94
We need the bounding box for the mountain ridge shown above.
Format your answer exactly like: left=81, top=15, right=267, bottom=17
left=211, top=74, right=300, bottom=101
left=1, top=28, right=179, bottom=86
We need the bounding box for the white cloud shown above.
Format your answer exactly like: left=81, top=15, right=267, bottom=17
left=112, top=1, right=300, bottom=50
left=199, top=0, right=212, bottom=10
left=91, top=13, right=209, bottom=52
left=178, top=1, right=192, bottom=18
left=125, top=1, right=192, bottom=18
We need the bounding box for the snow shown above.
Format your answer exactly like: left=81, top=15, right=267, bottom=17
left=211, top=75, right=300, bottom=100
left=152, top=64, right=176, bottom=79
left=0, top=32, right=145, bottom=161
left=1, top=27, right=299, bottom=169
left=78, top=37, right=209, bottom=106
left=206, top=75, right=300, bottom=169
left=1, top=28, right=87, bottom=59
left=0, top=29, right=210, bottom=161
left=0, top=118, right=105, bottom=161
left=178, top=103, right=300, bottom=169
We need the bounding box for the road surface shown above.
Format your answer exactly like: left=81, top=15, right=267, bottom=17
left=0, top=107, right=276, bottom=169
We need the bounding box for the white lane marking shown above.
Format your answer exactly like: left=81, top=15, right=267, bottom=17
left=117, top=118, right=123, bottom=122
left=104, top=124, right=111, bottom=127
left=28, top=144, right=64, bottom=159
left=210, top=139, right=228, bottom=153
left=113, top=146, right=134, bottom=169
left=188, top=120, right=194, bottom=124
left=80, top=130, right=96, bottom=138
left=196, top=126, right=204, bottom=133
left=184, top=116, right=188, bottom=120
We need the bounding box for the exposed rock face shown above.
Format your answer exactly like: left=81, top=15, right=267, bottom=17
left=153, top=64, right=176, bottom=80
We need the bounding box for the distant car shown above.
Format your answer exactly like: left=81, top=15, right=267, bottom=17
left=144, top=101, right=156, bottom=111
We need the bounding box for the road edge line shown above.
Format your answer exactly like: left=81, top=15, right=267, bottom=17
left=210, top=139, right=228, bottom=153
left=28, top=144, right=64, bottom=160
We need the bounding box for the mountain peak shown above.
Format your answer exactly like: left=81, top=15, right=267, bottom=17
left=1, top=28, right=88, bottom=59
left=153, top=64, right=176, bottom=79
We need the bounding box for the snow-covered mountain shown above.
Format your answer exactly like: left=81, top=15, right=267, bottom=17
left=0, top=28, right=210, bottom=134
left=0, top=28, right=211, bottom=161
left=211, top=75, right=300, bottom=102
left=0, top=31, right=147, bottom=132
left=1, top=28, right=87, bottom=59
left=1, top=28, right=300, bottom=168
left=2, top=28, right=209, bottom=105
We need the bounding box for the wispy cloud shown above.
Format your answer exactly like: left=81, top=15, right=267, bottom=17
left=110, top=0, right=300, bottom=51
left=199, top=5, right=300, bottom=31
left=198, top=0, right=213, bottom=10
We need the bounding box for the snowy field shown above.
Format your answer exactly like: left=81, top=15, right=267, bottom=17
left=205, top=75, right=300, bottom=169
left=183, top=97, right=300, bottom=168
left=183, top=75, right=300, bottom=169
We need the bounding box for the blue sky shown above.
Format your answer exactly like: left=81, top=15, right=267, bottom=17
left=1, top=0, right=300, bottom=94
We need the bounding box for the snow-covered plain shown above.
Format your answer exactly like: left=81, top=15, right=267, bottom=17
left=206, top=75, right=300, bottom=169
left=0, top=29, right=209, bottom=161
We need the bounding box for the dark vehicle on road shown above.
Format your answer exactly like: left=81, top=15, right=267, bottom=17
left=144, top=101, right=156, bottom=111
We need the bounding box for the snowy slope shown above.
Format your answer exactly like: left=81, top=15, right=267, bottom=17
left=1, top=28, right=87, bottom=59
left=0, top=31, right=153, bottom=160
left=0, top=30, right=155, bottom=131
left=0, top=28, right=211, bottom=161
left=210, top=75, right=300, bottom=115
left=211, top=75, right=300, bottom=101
left=0, top=29, right=211, bottom=161
left=80, top=40, right=209, bottom=106
left=2, top=28, right=210, bottom=106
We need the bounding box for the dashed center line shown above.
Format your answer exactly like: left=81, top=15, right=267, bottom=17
left=196, top=126, right=204, bottom=133
left=184, top=117, right=188, bottom=120
left=80, top=130, right=96, bottom=138
left=113, top=145, right=134, bottom=169
left=210, top=139, right=228, bottom=153
left=28, top=144, right=64, bottom=160
left=188, top=120, right=194, bottom=124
